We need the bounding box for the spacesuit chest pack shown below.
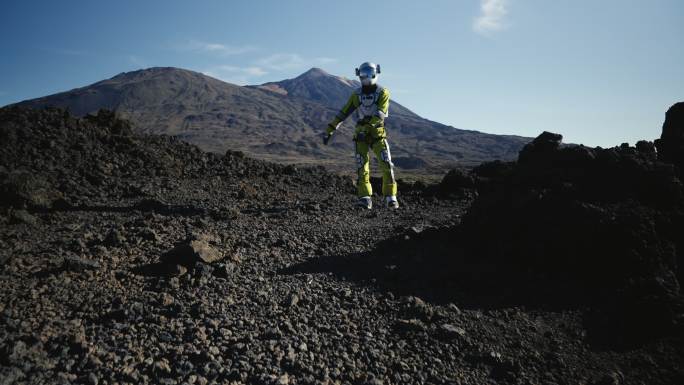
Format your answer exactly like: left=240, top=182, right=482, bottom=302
left=356, top=86, right=385, bottom=122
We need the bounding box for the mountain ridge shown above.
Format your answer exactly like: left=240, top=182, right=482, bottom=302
left=13, top=66, right=531, bottom=172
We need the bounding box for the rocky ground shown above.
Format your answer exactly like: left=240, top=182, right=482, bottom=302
left=1, top=106, right=683, bottom=385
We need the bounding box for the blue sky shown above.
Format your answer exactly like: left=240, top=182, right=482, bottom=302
left=1, top=0, right=682, bottom=147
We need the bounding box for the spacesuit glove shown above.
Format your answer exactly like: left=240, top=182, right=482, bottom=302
left=323, top=124, right=337, bottom=145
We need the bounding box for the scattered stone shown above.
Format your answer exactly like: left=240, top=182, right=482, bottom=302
left=8, top=209, right=38, bottom=225
left=394, top=319, right=426, bottom=333
left=276, top=373, right=289, bottom=385
left=288, top=294, right=299, bottom=307
left=0, top=106, right=681, bottom=385
left=161, top=233, right=223, bottom=266
left=402, top=296, right=434, bottom=320
left=154, top=359, right=172, bottom=374
left=172, top=264, right=188, bottom=276
left=440, top=323, right=466, bottom=338
left=161, top=293, right=174, bottom=306
left=193, top=263, right=215, bottom=278
left=63, top=255, right=101, bottom=271
left=447, top=303, right=462, bottom=315
left=103, top=228, right=126, bottom=247
left=139, top=227, right=160, bottom=242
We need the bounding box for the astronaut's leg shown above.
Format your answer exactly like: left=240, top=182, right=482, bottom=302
left=355, top=140, right=372, bottom=199
left=372, top=138, right=398, bottom=207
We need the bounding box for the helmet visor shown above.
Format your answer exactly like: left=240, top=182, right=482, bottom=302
left=358, top=66, right=376, bottom=80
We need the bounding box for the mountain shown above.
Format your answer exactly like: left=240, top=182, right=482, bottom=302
left=13, top=67, right=531, bottom=174
left=14, top=67, right=334, bottom=160
left=253, top=67, right=419, bottom=118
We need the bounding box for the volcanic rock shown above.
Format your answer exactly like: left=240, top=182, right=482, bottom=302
left=161, top=233, right=223, bottom=266
left=518, top=131, right=563, bottom=164
left=8, top=209, right=38, bottom=226
left=63, top=256, right=101, bottom=272
left=402, top=296, right=434, bottom=321
left=103, top=228, right=126, bottom=247
left=370, top=123, right=684, bottom=349
left=440, top=323, right=466, bottom=338
left=394, top=319, right=426, bottom=333
left=655, top=102, right=684, bottom=171
left=1, top=106, right=682, bottom=384
left=437, top=168, right=476, bottom=198
left=0, top=170, right=63, bottom=209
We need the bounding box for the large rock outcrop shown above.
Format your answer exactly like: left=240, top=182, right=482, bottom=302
left=655, top=102, right=684, bottom=172
left=377, top=118, right=684, bottom=346
left=462, top=132, right=683, bottom=343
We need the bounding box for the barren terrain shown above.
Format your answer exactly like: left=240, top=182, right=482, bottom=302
left=1, top=107, right=683, bottom=385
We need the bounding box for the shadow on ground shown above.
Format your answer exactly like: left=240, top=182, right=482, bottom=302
left=278, top=227, right=574, bottom=311
left=279, top=225, right=684, bottom=350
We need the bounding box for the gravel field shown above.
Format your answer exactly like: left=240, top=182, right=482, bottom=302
left=1, top=107, right=682, bottom=384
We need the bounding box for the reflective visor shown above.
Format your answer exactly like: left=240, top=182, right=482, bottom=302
left=358, top=66, right=376, bottom=79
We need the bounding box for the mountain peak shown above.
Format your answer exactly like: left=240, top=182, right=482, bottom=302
left=109, top=67, right=202, bottom=81
left=298, top=67, right=329, bottom=78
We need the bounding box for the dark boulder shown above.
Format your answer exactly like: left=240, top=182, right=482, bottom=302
left=103, top=228, right=127, bottom=247
left=161, top=233, right=223, bottom=266
left=636, top=140, right=656, bottom=156
left=655, top=102, right=684, bottom=171
left=464, top=136, right=684, bottom=344
left=437, top=168, right=476, bottom=198
left=472, top=160, right=515, bottom=179
left=378, top=126, right=684, bottom=346
left=518, top=131, right=563, bottom=164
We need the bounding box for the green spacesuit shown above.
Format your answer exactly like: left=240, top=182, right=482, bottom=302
left=324, top=62, right=398, bottom=209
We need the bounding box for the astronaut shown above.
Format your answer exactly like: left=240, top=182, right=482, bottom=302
left=323, top=62, right=398, bottom=209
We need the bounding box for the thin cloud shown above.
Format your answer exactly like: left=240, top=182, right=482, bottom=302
left=257, top=53, right=306, bottom=71
left=473, top=0, right=509, bottom=35
left=204, top=54, right=338, bottom=85
left=202, top=65, right=268, bottom=85
left=217, top=65, right=268, bottom=76
left=179, top=40, right=257, bottom=56
left=257, top=54, right=337, bottom=71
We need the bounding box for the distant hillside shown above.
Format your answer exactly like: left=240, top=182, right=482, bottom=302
left=14, top=67, right=531, bottom=172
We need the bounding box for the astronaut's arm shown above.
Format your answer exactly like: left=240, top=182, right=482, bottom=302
left=327, top=94, right=358, bottom=135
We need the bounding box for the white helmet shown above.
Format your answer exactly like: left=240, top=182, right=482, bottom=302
left=355, top=62, right=381, bottom=86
